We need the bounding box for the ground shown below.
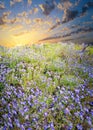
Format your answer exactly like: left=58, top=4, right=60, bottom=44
left=0, top=43, right=93, bottom=130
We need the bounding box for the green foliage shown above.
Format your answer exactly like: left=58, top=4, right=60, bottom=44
left=0, top=82, right=4, bottom=92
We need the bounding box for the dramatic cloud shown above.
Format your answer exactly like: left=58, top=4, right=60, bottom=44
left=50, top=9, right=78, bottom=31
left=40, top=26, right=93, bottom=43
left=39, top=0, right=55, bottom=15
left=0, top=0, right=93, bottom=46
left=62, top=26, right=93, bottom=38
left=62, top=9, right=78, bottom=23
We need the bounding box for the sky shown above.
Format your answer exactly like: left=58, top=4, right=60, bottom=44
left=0, top=0, right=93, bottom=47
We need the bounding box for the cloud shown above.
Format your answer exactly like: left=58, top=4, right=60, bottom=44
left=39, top=0, right=55, bottom=15
left=3, top=16, right=21, bottom=24
left=28, top=0, right=32, bottom=6
left=39, top=26, right=93, bottom=43
left=0, top=11, right=11, bottom=25
left=49, top=21, right=61, bottom=30
left=62, top=26, right=93, bottom=38
left=33, top=18, right=43, bottom=24
left=29, top=8, right=39, bottom=14
left=57, top=0, right=72, bottom=11
left=81, top=2, right=93, bottom=16
left=61, top=27, right=70, bottom=32
left=10, top=24, right=23, bottom=31
left=0, top=2, right=5, bottom=9
left=57, top=3, right=63, bottom=10
left=18, top=11, right=28, bottom=17
left=10, top=0, right=22, bottom=6
left=24, top=18, right=31, bottom=25
left=10, top=17, right=21, bottom=24
left=61, top=0, right=72, bottom=9
left=50, top=0, right=79, bottom=31
left=0, top=17, right=5, bottom=25
left=49, top=9, right=78, bottom=31
left=75, top=0, right=81, bottom=6
left=32, top=8, right=38, bottom=14
left=62, top=9, right=78, bottom=23
left=3, top=11, right=11, bottom=17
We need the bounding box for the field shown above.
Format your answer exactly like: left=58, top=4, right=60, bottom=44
left=0, top=43, right=93, bottom=130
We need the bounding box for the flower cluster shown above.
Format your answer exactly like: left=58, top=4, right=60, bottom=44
left=0, top=43, right=93, bottom=130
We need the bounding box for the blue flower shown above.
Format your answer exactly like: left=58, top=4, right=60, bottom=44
left=77, top=124, right=83, bottom=130
left=44, top=125, right=48, bottom=130
left=44, top=112, right=48, bottom=117
left=15, top=119, right=20, bottom=127
left=3, top=126, right=7, bottom=130
left=50, top=122, right=55, bottom=130
left=27, top=128, right=32, bottom=130
left=89, top=101, right=93, bottom=106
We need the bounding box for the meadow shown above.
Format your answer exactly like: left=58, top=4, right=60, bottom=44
left=0, top=42, right=93, bottom=130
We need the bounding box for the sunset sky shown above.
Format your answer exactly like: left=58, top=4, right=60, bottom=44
left=0, top=0, right=93, bottom=47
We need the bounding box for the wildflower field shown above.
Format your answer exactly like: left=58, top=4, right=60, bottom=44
left=0, top=43, right=93, bottom=130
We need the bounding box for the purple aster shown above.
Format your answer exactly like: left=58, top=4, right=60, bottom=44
left=89, top=101, right=93, bottom=106
left=77, top=124, right=83, bottom=130
left=64, top=108, right=70, bottom=115
left=67, top=123, right=73, bottom=130
left=21, top=101, right=26, bottom=105
left=15, top=119, right=20, bottom=127
left=75, top=89, right=80, bottom=94
left=44, top=112, right=48, bottom=117
left=90, top=110, right=93, bottom=116
left=20, top=125, right=25, bottom=130
left=24, top=106, right=29, bottom=112
left=44, top=125, right=48, bottom=130
left=2, top=126, right=7, bottom=130
left=19, top=109, right=25, bottom=116
left=50, top=122, right=55, bottom=130
left=1, top=98, right=6, bottom=105
left=27, top=128, right=32, bottom=130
